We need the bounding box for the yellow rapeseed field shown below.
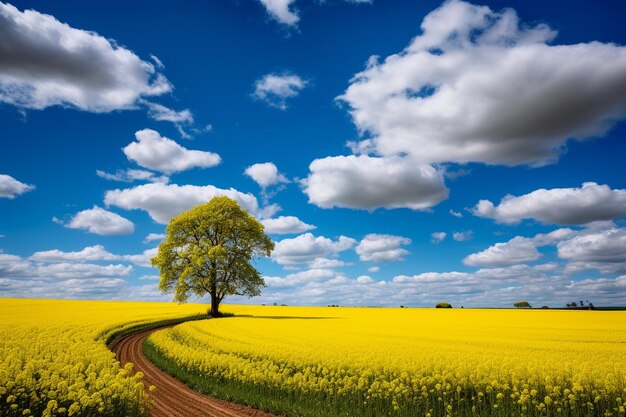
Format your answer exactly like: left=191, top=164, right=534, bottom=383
left=147, top=306, right=626, bottom=417
left=0, top=298, right=205, bottom=417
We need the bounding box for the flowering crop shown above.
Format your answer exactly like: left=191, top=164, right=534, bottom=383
left=146, top=306, right=626, bottom=417
left=0, top=298, right=205, bottom=417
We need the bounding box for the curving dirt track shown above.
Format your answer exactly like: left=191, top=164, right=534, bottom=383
left=108, top=325, right=277, bottom=417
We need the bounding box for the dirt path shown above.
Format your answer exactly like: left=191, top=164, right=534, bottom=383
left=108, top=325, right=278, bottom=417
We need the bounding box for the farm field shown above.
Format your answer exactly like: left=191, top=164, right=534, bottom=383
left=0, top=298, right=206, bottom=417
left=146, top=306, right=626, bottom=417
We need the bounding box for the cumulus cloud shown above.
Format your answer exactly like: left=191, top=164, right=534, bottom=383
left=564, top=276, right=626, bottom=304
left=141, top=101, right=194, bottom=138
left=122, top=247, right=158, bottom=268
left=558, top=228, right=626, bottom=264
left=104, top=182, right=276, bottom=224
left=96, top=169, right=169, bottom=184
left=532, top=228, right=577, bottom=246
left=356, top=234, right=411, bottom=262
left=473, top=182, right=626, bottom=225
left=0, top=174, right=34, bottom=198
left=0, top=249, right=133, bottom=299
left=253, top=73, right=307, bottom=109
left=449, top=210, right=463, bottom=218
left=272, top=233, right=356, bottom=265
left=245, top=162, right=289, bottom=188
left=261, top=216, right=315, bottom=234
left=356, top=275, right=374, bottom=284
left=123, top=129, right=221, bottom=174
left=37, top=262, right=132, bottom=279
left=265, top=268, right=338, bottom=288
left=142, top=101, right=193, bottom=124
left=30, top=245, right=120, bottom=263
left=367, top=266, right=380, bottom=273
left=464, top=236, right=541, bottom=267
left=0, top=2, right=170, bottom=112
left=29, top=244, right=157, bottom=268
left=392, top=271, right=472, bottom=284
left=431, top=232, right=447, bottom=244
left=338, top=0, right=626, bottom=167
left=452, top=230, right=474, bottom=242
left=143, top=233, right=165, bottom=243
left=308, top=258, right=348, bottom=269
left=258, top=0, right=299, bottom=26
left=61, top=206, right=134, bottom=236
left=302, top=155, right=448, bottom=210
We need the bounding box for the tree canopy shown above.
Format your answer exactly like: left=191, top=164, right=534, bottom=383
left=151, top=196, right=274, bottom=316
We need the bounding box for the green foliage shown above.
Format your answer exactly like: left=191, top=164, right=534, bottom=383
left=435, top=302, right=452, bottom=308
left=151, top=196, right=274, bottom=315
left=514, top=301, right=531, bottom=308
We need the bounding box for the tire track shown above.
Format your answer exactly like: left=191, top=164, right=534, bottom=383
left=108, top=324, right=277, bottom=417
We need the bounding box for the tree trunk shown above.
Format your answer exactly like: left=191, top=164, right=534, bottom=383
left=210, top=292, right=220, bottom=317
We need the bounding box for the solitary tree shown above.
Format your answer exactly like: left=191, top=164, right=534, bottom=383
left=514, top=301, right=531, bottom=308
left=152, top=196, right=274, bottom=317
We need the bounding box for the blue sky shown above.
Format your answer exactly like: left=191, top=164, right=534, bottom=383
left=1, top=0, right=626, bottom=307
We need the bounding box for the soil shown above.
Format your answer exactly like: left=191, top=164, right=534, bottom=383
left=108, top=325, right=278, bottom=417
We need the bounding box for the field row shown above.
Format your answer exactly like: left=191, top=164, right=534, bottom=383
left=145, top=306, right=626, bottom=417
left=0, top=299, right=205, bottom=417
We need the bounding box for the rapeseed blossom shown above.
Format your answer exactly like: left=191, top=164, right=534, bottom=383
left=0, top=298, right=204, bottom=417
left=147, top=306, right=626, bottom=417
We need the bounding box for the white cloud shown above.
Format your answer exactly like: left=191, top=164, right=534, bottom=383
left=37, top=262, right=132, bottom=279
left=302, top=155, right=448, bottom=211
left=367, top=265, right=380, bottom=273
left=104, top=182, right=275, bottom=224
left=473, top=182, right=626, bottom=225
left=261, top=216, right=315, bottom=235
left=143, top=233, right=165, bottom=243
left=356, top=234, right=411, bottom=262
left=123, top=129, right=221, bottom=174
left=272, top=233, right=356, bottom=265
left=0, top=174, right=34, bottom=198
left=338, top=0, right=626, bottom=167
left=452, top=230, right=474, bottom=242
left=308, top=258, right=348, bottom=269
left=253, top=73, right=307, bottom=109
left=150, top=54, right=164, bottom=69
left=449, top=210, right=463, bottom=218
left=30, top=245, right=120, bottom=262
left=62, top=206, right=134, bottom=236
left=122, top=247, right=158, bottom=268
left=257, top=0, right=299, bottom=26
left=356, top=275, right=374, bottom=284
left=392, top=271, right=472, bottom=284
left=431, top=232, right=447, bottom=244
left=265, top=268, right=338, bottom=288
left=230, top=260, right=625, bottom=307
left=141, top=100, right=194, bottom=138
left=245, top=162, right=289, bottom=188
left=558, top=228, right=626, bottom=263
left=96, top=169, right=169, bottom=184
left=0, top=3, right=170, bottom=111
left=29, top=244, right=157, bottom=268
left=531, top=228, right=577, bottom=246
left=139, top=275, right=160, bottom=281
left=564, top=276, right=626, bottom=304
left=464, top=236, right=541, bottom=267
left=0, top=255, right=130, bottom=298
left=142, top=101, right=193, bottom=124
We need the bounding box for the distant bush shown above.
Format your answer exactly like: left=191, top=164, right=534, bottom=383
left=514, top=301, right=531, bottom=308
left=541, top=305, right=550, bottom=309
left=436, top=302, right=452, bottom=308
